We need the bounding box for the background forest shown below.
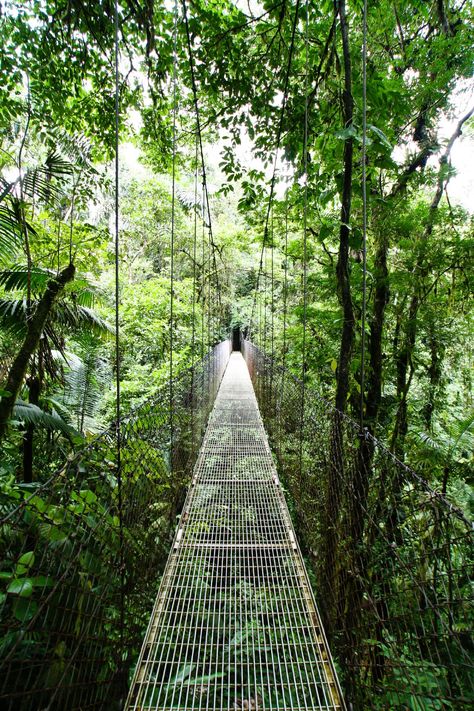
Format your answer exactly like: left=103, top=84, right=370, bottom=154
left=0, top=0, right=472, bottom=510
left=0, top=1, right=473, bottom=707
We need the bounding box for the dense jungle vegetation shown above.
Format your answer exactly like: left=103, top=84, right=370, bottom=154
left=0, top=0, right=472, bottom=507
left=0, top=0, right=473, bottom=707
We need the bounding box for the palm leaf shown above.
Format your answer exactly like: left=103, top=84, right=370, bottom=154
left=0, top=265, right=56, bottom=294
left=55, top=131, right=97, bottom=175
left=0, top=298, right=27, bottom=336
left=55, top=303, right=113, bottom=336
left=12, top=400, right=78, bottom=438
left=0, top=203, right=23, bottom=263
left=21, top=152, right=73, bottom=207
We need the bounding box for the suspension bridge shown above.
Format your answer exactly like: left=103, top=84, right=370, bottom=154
left=0, top=0, right=473, bottom=707
left=125, top=351, right=343, bottom=711
left=0, top=339, right=472, bottom=710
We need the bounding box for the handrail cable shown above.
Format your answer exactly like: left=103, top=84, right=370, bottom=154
left=360, top=0, right=368, bottom=429
left=249, top=0, right=302, bottom=339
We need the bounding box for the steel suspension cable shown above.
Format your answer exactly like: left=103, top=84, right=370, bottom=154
left=190, top=134, right=199, bottom=454
left=249, top=0, right=302, bottom=338
left=271, top=207, right=275, bottom=363
left=263, top=246, right=267, bottom=352
left=360, top=0, right=368, bottom=430
left=279, top=195, right=289, bottom=458
left=113, top=0, right=124, bottom=677
left=181, top=0, right=222, bottom=320
left=169, top=0, right=178, bottom=456
left=299, top=0, right=309, bottom=479
left=282, top=197, right=289, bottom=368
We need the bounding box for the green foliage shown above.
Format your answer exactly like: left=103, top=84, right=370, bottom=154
left=0, top=0, right=473, bottom=707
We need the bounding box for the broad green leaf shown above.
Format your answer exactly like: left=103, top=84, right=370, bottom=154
left=7, top=579, right=33, bottom=597
left=12, top=597, right=38, bottom=622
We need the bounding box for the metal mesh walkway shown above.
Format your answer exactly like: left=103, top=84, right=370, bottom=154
left=125, top=353, right=344, bottom=711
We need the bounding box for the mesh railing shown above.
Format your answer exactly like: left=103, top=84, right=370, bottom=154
left=0, top=340, right=231, bottom=711
left=242, top=340, right=473, bottom=710
left=125, top=352, right=345, bottom=711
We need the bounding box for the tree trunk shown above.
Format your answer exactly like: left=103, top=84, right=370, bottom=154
left=424, top=327, right=442, bottom=430
left=0, top=263, right=75, bottom=442
left=22, top=375, right=40, bottom=483
left=324, top=0, right=355, bottom=642
left=366, top=234, right=389, bottom=427
left=334, top=0, right=355, bottom=413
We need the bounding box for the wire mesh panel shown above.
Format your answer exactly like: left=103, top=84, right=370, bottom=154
left=0, top=341, right=231, bottom=710
left=242, top=340, right=474, bottom=711
left=126, top=353, right=344, bottom=711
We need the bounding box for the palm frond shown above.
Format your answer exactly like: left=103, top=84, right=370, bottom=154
left=0, top=298, right=27, bottom=336
left=451, top=411, right=474, bottom=449
left=54, top=131, right=97, bottom=175
left=61, top=344, right=109, bottom=432
left=0, top=265, right=105, bottom=308
left=0, top=265, right=56, bottom=294
left=12, top=400, right=77, bottom=438
left=177, top=187, right=197, bottom=211
left=55, top=303, right=113, bottom=336
left=21, top=152, right=73, bottom=207
left=0, top=203, right=23, bottom=264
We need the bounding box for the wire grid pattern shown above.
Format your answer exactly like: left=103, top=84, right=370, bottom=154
left=126, top=353, right=344, bottom=711
left=0, top=341, right=231, bottom=711
left=242, top=340, right=474, bottom=710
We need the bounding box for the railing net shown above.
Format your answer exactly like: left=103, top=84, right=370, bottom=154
left=243, top=340, right=473, bottom=710
left=0, top=340, right=231, bottom=711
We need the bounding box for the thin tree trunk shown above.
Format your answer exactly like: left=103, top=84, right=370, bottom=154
left=22, top=375, right=40, bottom=483
left=324, top=0, right=355, bottom=645
left=334, top=0, right=355, bottom=413
left=0, top=263, right=75, bottom=442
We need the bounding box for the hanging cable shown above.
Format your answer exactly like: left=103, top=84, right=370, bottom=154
left=282, top=194, right=289, bottom=368
left=201, top=175, right=206, bottom=358
left=113, top=0, right=124, bottom=677
left=271, top=206, right=275, bottom=363
left=360, top=0, right=368, bottom=430
left=169, top=0, right=178, bottom=454
left=299, top=0, right=310, bottom=479
left=249, top=0, right=302, bottom=338
left=263, top=246, right=267, bottom=352
left=181, top=0, right=222, bottom=322
left=190, top=134, right=199, bottom=455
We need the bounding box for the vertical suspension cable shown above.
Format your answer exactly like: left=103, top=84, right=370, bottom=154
left=190, top=134, right=199, bottom=457
left=360, top=0, right=368, bottom=430
left=279, top=195, right=289, bottom=459
left=299, top=0, right=309, bottom=479
left=182, top=0, right=222, bottom=321
left=263, top=244, right=267, bottom=353
left=207, top=212, right=212, bottom=350
left=271, top=207, right=275, bottom=363
left=282, top=196, right=289, bottom=367
left=113, top=0, right=124, bottom=675
left=169, top=0, right=178, bottom=455
left=248, top=0, right=302, bottom=338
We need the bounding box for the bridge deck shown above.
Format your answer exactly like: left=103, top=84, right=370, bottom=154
left=125, top=353, right=344, bottom=711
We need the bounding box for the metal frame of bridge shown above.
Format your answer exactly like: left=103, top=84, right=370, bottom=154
left=125, top=352, right=344, bottom=711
